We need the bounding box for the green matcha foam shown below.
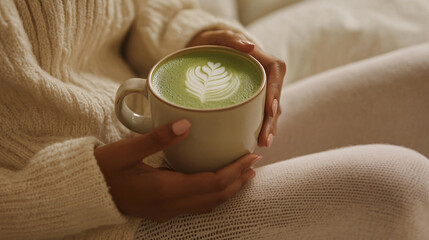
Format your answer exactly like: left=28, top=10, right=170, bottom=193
left=151, top=49, right=263, bottom=109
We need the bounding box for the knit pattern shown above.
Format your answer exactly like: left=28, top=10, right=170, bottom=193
left=0, top=0, right=253, bottom=239
left=135, top=145, right=429, bottom=240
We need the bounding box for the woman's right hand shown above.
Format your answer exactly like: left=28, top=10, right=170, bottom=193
left=94, top=119, right=260, bottom=223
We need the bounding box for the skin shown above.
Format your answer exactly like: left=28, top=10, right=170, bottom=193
left=95, top=30, right=286, bottom=222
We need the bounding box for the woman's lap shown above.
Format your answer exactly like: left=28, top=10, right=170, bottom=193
left=136, top=144, right=429, bottom=239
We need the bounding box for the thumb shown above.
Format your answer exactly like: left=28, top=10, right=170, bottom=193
left=131, top=119, right=191, bottom=161
left=95, top=119, right=190, bottom=171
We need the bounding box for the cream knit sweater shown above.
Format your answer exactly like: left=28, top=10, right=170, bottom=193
left=0, top=1, right=253, bottom=239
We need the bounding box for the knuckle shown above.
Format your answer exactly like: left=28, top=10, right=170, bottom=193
left=236, top=32, right=246, bottom=38
left=269, top=81, right=280, bottom=92
left=276, top=59, right=287, bottom=72
left=224, top=30, right=235, bottom=36
left=239, top=157, right=250, bottom=170
left=233, top=32, right=246, bottom=40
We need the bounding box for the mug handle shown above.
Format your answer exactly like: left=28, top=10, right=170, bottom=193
left=115, top=78, right=152, bottom=133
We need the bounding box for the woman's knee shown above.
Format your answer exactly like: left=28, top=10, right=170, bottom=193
left=265, top=144, right=429, bottom=210
left=273, top=144, right=429, bottom=236
left=322, top=144, right=429, bottom=197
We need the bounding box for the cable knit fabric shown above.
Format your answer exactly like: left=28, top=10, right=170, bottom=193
left=0, top=0, right=255, bottom=239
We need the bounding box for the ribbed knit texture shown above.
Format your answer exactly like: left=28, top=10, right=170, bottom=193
left=0, top=0, right=254, bottom=239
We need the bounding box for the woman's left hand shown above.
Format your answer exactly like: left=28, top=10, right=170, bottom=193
left=187, top=30, right=286, bottom=147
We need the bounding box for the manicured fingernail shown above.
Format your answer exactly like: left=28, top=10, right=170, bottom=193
left=172, top=119, right=191, bottom=135
left=272, top=99, right=278, bottom=117
left=250, top=155, right=263, bottom=166
left=240, top=39, right=254, bottom=46
left=267, top=134, right=274, bottom=147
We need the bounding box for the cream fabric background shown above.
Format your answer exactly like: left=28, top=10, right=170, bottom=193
left=135, top=1, right=429, bottom=239
left=247, top=0, right=429, bottom=84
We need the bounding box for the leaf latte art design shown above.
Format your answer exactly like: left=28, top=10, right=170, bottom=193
left=185, top=62, right=240, bottom=103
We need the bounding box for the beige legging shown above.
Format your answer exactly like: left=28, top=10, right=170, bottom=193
left=255, top=42, right=429, bottom=165
left=135, top=43, right=429, bottom=239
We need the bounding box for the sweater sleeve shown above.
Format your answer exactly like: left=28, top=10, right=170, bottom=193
left=0, top=2, right=131, bottom=239
left=125, top=0, right=262, bottom=75
left=0, top=137, right=127, bottom=240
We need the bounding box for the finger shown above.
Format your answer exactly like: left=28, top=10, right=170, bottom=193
left=98, top=119, right=190, bottom=170
left=247, top=46, right=285, bottom=147
left=248, top=46, right=279, bottom=67
left=215, top=153, right=261, bottom=185
left=148, top=154, right=261, bottom=200
left=265, top=63, right=285, bottom=117
left=187, top=153, right=260, bottom=194
left=258, top=114, right=274, bottom=147
left=159, top=168, right=256, bottom=218
left=131, top=119, right=191, bottom=160
left=188, top=30, right=255, bottom=53
left=259, top=71, right=283, bottom=147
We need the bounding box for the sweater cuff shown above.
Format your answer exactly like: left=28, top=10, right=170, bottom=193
left=158, top=8, right=264, bottom=57
left=41, top=137, right=127, bottom=234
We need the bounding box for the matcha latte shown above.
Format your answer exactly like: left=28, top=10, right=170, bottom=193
left=151, top=48, right=263, bottom=109
left=115, top=46, right=267, bottom=172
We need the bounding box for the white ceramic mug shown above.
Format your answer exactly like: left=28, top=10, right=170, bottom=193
left=115, top=46, right=266, bottom=173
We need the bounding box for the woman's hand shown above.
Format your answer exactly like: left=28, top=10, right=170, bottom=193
left=187, top=30, right=286, bottom=147
left=95, top=119, right=259, bottom=222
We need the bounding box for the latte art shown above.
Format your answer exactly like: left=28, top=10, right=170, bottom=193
left=151, top=48, right=262, bottom=109
left=185, top=62, right=240, bottom=103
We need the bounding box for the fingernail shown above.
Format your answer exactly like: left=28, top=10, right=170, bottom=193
left=240, top=39, right=254, bottom=46
left=250, top=155, right=263, bottom=166
left=272, top=99, right=278, bottom=117
left=267, top=134, right=274, bottom=148
left=172, top=119, right=191, bottom=135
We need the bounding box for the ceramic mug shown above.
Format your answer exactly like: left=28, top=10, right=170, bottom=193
left=115, top=46, right=266, bottom=173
